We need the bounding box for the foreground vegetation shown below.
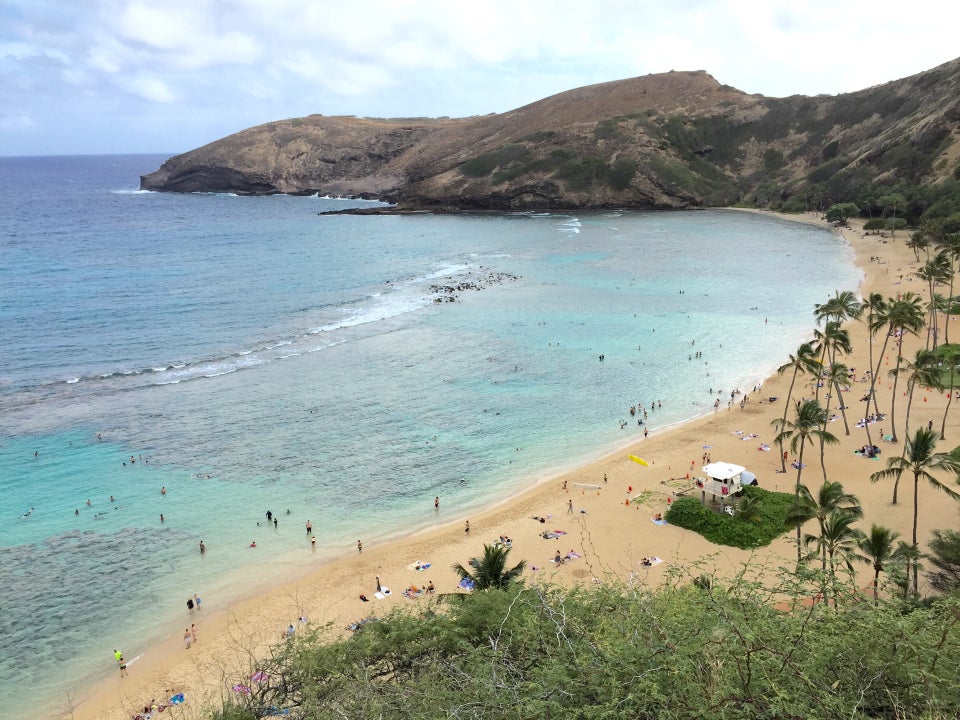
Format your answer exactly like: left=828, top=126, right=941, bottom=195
left=215, top=573, right=960, bottom=720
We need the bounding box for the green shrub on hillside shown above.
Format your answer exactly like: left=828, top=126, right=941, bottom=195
left=556, top=156, right=607, bottom=191
left=213, top=581, right=960, bottom=720
left=459, top=145, right=531, bottom=178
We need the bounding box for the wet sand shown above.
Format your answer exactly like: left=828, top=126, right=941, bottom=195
left=68, top=211, right=960, bottom=720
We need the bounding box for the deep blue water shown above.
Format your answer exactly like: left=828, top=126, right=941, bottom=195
left=0, top=154, right=860, bottom=718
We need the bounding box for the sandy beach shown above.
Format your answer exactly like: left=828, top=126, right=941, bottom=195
left=69, top=211, right=960, bottom=720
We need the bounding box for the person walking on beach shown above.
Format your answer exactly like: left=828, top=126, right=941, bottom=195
left=305, top=520, right=312, bottom=535
left=199, top=540, right=206, bottom=554
left=115, top=649, right=127, bottom=676
left=190, top=624, right=198, bottom=643
left=184, top=628, right=192, bottom=649
left=567, top=499, right=574, bottom=514
left=434, top=496, right=439, bottom=510
left=194, top=593, right=201, bottom=610
left=186, top=596, right=194, bottom=613
left=465, top=520, right=470, bottom=535
left=376, top=575, right=382, bottom=592
left=357, top=539, right=363, bottom=553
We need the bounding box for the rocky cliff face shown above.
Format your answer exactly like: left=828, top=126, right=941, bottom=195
left=141, top=60, right=960, bottom=211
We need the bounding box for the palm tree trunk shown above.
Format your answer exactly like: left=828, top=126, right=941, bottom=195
left=941, top=362, right=956, bottom=440
left=912, top=472, right=920, bottom=594
left=869, top=329, right=894, bottom=421
left=819, top=434, right=829, bottom=483
left=814, top=345, right=829, bottom=404
left=890, top=338, right=905, bottom=443
left=795, top=438, right=807, bottom=562
left=834, top=379, right=851, bottom=435
left=946, top=270, right=955, bottom=346
left=779, top=368, right=800, bottom=473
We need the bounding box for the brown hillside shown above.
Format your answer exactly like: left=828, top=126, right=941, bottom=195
left=141, top=60, right=960, bottom=214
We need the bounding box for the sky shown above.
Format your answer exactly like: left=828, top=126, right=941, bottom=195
left=2, top=0, right=959, bottom=157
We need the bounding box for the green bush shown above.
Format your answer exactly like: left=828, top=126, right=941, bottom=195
left=556, top=156, right=607, bottom=192
left=459, top=145, right=531, bottom=178
left=520, top=130, right=558, bottom=143
left=602, top=158, right=638, bottom=191
left=594, top=118, right=624, bottom=141
left=665, top=486, right=793, bottom=548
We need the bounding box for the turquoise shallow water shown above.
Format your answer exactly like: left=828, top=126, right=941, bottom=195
left=0, top=156, right=860, bottom=718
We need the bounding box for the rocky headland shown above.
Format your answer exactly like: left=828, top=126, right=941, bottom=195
left=141, top=59, right=960, bottom=212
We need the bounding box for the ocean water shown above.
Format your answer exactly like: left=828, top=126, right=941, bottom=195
left=0, top=155, right=860, bottom=718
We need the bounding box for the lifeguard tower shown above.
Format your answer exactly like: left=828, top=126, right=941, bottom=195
left=695, top=461, right=756, bottom=510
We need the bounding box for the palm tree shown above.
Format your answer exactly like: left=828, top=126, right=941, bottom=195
left=870, top=428, right=960, bottom=592
left=905, top=230, right=930, bottom=262
left=854, top=524, right=902, bottom=602
left=775, top=342, right=821, bottom=472
left=773, top=400, right=839, bottom=559
left=823, top=362, right=852, bottom=436
left=813, top=321, right=851, bottom=405
left=773, top=399, right=839, bottom=485
left=813, top=292, right=860, bottom=408
left=796, top=480, right=863, bottom=571
left=785, top=492, right=817, bottom=564
left=803, top=509, right=863, bottom=594
left=814, top=290, right=863, bottom=328
left=860, top=293, right=888, bottom=434
left=452, top=543, right=527, bottom=591
left=890, top=349, right=942, bottom=443
left=880, top=193, right=906, bottom=238
left=937, top=232, right=960, bottom=345
left=734, top=493, right=763, bottom=523
left=885, top=294, right=926, bottom=443
left=916, top=252, right=951, bottom=351
left=926, top=528, right=960, bottom=593
left=888, top=540, right=922, bottom=600
left=938, top=344, right=960, bottom=440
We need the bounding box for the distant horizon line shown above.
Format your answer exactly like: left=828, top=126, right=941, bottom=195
left=0, top=151, right=175, bottom=160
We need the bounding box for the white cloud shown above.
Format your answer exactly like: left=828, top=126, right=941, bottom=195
left=2, top=0, right=960, bottom=154
left=0, top=113, right=35, bottom=130
left=116, top=73, right=176, bottom=103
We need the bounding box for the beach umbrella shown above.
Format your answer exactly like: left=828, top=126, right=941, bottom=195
left=629, top=455, right=649, bottom=466
left=169, top=693, right=185, bottom=705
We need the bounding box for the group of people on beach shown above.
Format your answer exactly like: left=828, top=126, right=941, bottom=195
left=855, top=413, right=885, bottom=428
